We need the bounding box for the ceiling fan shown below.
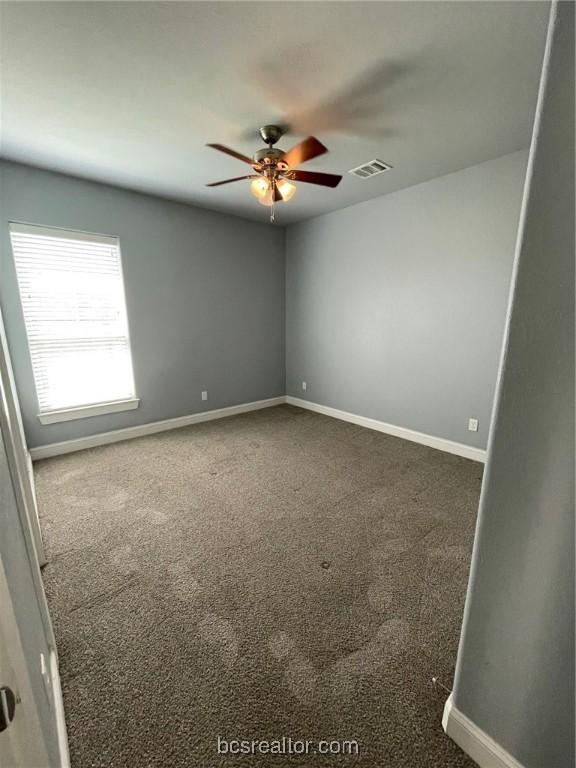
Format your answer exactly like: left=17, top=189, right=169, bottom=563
left=206, top=125, right=342, bottom=221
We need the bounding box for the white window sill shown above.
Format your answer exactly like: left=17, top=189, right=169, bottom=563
left=37, top=398, right=140, bottom=425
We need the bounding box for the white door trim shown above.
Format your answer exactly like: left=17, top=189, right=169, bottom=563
left=0, top=307, right=46, bottom=565
left=0, top=556, right=50, bottom=767
left=50, top=649, right=71, bottom=768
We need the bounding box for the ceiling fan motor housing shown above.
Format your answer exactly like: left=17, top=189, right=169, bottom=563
left=253, top=146, right=287, bottom=170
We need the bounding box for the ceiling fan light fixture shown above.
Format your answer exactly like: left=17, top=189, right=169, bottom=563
left=257, top=190, right=274, bottom=207
left=250, top=176, right=270, bottom=200
left=277, top=179, right=297, bottom=201
left=207, top=128, right=342, bottom=221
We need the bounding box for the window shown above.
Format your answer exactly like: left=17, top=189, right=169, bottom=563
left=10, top=223, right=138, bottom=424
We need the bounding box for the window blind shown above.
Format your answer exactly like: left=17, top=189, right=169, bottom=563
left=10, top=223, right=136, bottom=414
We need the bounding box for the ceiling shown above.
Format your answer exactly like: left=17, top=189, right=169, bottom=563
left=0, top=1, right=550, bottom=225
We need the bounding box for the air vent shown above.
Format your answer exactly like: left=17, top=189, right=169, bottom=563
left=348, top=159, right=392, bottom=179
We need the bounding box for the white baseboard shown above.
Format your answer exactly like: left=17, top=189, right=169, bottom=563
left=286, top=396, right=486, bottom=463
left=443, top=695, right=525, bottom=768
left=29, top=397, right=285, bottom=460
left=30, top=395, right=486, bottom=463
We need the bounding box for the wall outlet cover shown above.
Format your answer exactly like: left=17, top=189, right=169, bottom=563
left=468, top=418, right=479, bottom=432
left=201, top=391, right=208, bottom=401
left=302, top=381, right=307, bottom=391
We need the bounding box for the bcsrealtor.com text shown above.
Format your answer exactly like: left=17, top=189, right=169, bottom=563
left=217, top=736, right=360, bottom=757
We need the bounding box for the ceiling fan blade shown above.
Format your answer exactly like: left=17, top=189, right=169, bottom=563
left=206, top=175, right=257, bottom=187
left=283, top=136, right=327, bottom=168
left=206, top=143, right=254, bottom=165
left=273, top=182, right=283, bottom=203
left=290, top=170, right=342, bottom=188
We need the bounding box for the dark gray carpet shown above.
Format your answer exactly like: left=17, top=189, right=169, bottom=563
left=36, top=405, right=480, bottom=767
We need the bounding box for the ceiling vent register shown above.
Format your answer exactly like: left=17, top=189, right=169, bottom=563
left=348, top=159, right=392, bottom=179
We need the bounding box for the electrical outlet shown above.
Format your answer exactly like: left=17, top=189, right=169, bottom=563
left=302, top=381, right=307, bottom=392
left=201, top=391, right=208, bottom=401
left=468, top=418, right=479, bottom=432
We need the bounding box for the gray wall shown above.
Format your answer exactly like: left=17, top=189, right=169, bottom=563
left=0, top=161, right=285, bottom=448
left=452, top=3, right=574, bottom=767
left=285, top=151, right=528, bottom=450
left=1, top=152, right=527, bottom=453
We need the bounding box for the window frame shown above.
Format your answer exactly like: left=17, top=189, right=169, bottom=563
left=9, top=221, right=139, bottom=425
